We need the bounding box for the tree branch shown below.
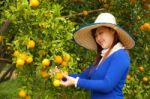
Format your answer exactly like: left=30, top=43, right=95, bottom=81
left=0, top=58, right=12, bottom=64
left=0, top=20, right=11, bottom=34
left=0, top=64, right=16, bottom=83
left=64, top=8, right=105, bottom=18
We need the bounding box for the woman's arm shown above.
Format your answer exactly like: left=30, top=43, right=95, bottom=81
left=69, top=65, right=92, bottom=79
left=76, top=53, right=130, bottom=93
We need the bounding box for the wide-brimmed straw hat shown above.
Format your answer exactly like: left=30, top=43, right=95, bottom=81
left=74, top=13, right=135, bottom=51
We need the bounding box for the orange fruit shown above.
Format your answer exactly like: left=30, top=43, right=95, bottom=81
left=56, top=72, right=63, bottom=80
left=61, top=61, right=68, bottom=67
left=19, top=53, right=28, bottom=60
left=138, top=66, right=144, bottom=72
left=82, top=10, right=88, bottom=16
left=16, top=58, right=25, bottom=67
left=42, top=59, right=50, bottom=67
left=13, top=50, right=20, bottom=57
left=130, top=0, right=137, bottom=4
left=143, top=23, right=150, bottom=30
left=30, top=0, right=40, bottom=8
left=63, top=70, right=68, bottom=75
left=142, top=77, right=148, bottom=82
left=127, top=75, right=131, bottom=80
left=54, top=56, right=63, bottom=64
left=40, top=70, right=49, bottom=78
left=18, top=90, right=26, bottom=98
left=63, top=54, right=71, bottom=62
left=0, top=35, right=4, bottom=43
left=53, top=79, right=60, bottom=87
left=25, top=95, right=30, bottom=99
left=27, top=40, right=35, bottom=49
left=26, top=56, right=33, bottom=64
left=140, top=25, right=144, bottom=30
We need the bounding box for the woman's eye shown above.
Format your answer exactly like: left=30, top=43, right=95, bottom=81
left=95, top=32, right=103, bottom=37
left=99, top=32, right=102, bottom=34
left=97, top=32, right=103, bottom=35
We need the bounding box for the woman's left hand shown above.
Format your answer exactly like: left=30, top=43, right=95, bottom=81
left=60, top=74, right=76, bottom=87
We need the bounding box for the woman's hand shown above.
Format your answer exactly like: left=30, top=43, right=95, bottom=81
left=48, top=66, right=60, bottom=76
left=60, top=74, right=76, bottom=87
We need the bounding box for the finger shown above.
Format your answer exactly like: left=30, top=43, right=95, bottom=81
left=60, top=81, right=68, bottom=87
left=48, top=70, right=53, bottom=75
left=54, top=66, right=60, bottom=72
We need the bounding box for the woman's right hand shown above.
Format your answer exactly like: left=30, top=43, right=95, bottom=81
left=48, top=66, right=60, bottom=76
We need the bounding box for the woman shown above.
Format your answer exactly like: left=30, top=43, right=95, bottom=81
left=60, top=13, right=135, bottom=99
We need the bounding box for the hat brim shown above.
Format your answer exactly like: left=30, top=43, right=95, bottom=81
left=74, top=23, right=135, bottom=51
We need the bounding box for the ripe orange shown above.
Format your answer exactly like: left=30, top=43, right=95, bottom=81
left=40, top=70, right=49, bottom=78
left=54, top=56, right=63, bottom=64
left=61, top=61, right=68, bottom=67
left=19, top=53, right=28, bottom=60
left=142, top=77, right=148, bottom=82
left=63, top=54, right=71, bottom=62
left=25, top=95, right=30, bottom=99
left=138, top=66, right=144, bottom=72
left=143, top=23, right=150, bottom=30
left=130, top=0, right=137, bottom=4
left=82, top=10, right=88, bottom=16
left=26, top=56, right=33, bottom=64
left=16, top=58, right=25, bottom=67
left=42, top=59, right=50, bottom=67
left=63, top=70, right=68, bottom=75
left=0, top=35, right=4, bottom=43
left=127, top=75, right=131, bottom=81
left=56, top=72, right=63, bottom=80
left=18, top=90, right=26, bottom=98
left=29, top=0, right=40, bottom=8
left=27, top=40, right=35, bottom=49
left=13, top=50, right=20, bottom=57
left=53, top=79, right=60, bottom=87
left=140, top=25, right=144, bottom=30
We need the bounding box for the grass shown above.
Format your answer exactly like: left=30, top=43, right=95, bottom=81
left=0, top=78, right=90, bottom=99
left=0, top=79, right=21, bottom=99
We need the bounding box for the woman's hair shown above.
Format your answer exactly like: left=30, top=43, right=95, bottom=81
left=91, top=26, right=120, bottom=67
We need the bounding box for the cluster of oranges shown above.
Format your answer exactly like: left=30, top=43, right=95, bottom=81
left=40, top=58, right=50, bottom=78
left=17, top=54, right=71, bottom=97
left=40, top=54, right=71, bottom=78
left=127, top=66, right=148, bottom=83
left=140, top=22, right=150, bottom=31
left=53, top=70, right=68, bottom=87
left=13, top=51, right=33, bottom=68
left=13, top=40, right=35, bottom=67
left=138, top=66, right=148, bottom=83
left=52, top=54, right=70, bottom=87
left=54, top=54, right=71, bottom=67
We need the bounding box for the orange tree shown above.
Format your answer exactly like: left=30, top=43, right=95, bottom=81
left=0, top=0, right=86, bottom=98
left=0, top=0, right=150, bottom=99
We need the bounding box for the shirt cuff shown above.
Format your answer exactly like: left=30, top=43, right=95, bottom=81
left=74, top=77, right=79, bottom=87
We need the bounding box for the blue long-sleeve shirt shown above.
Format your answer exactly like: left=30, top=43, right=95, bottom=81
left=70, top=49, right=130, bottom=99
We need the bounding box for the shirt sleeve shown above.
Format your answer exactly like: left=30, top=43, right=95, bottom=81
left=69, top=65, right=92, bottom=79
left=77, top=53, right=130, bottom=93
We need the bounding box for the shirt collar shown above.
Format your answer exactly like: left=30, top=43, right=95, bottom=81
left=101, top=42, right=124, bottom=57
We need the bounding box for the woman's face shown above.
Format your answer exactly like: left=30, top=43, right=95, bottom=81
left=95, top=27, right=115, bottom=49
